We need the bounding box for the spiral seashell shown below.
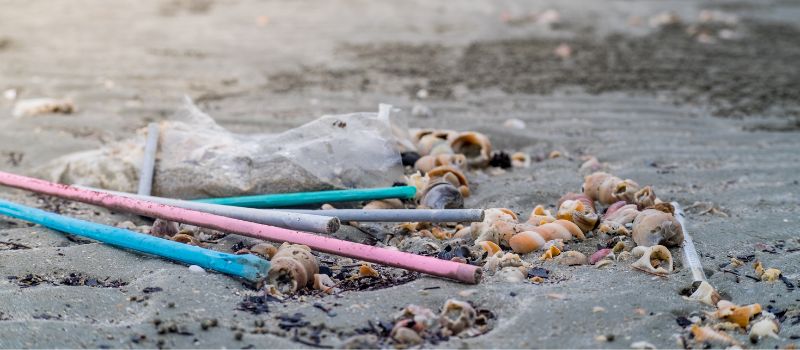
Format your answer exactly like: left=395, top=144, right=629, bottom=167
left=557, top=193, right=599, bottom=233
left=630, top=245, right=673, bottom=276
left=439, top=299, right=477, bottom=336
left=527, top=205, right=556, bottom=226
left=450, top=131, right=492, bottom=168
left=266, top=244, right=320, bottom=294
left=632, top=209, right=684, bottom=247
left=633, top=186, right=657, bottom=209
left=582, top=172, right=641, bottom=205
left=420, top=180, right=464, bottom=209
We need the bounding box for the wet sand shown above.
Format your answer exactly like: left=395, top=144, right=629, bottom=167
left=0, top=1, right=798, bottom=348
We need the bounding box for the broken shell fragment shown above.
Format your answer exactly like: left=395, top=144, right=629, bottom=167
left=439, top=299, right=477, bottom=336
left=266, top=244, right=320, bottom=294
left=359, top=263, right=380, bottom=278
left=420, top=181, right=464, bottom=209
left=483, top=252, right=523, bottom=274
left=690, top=324, right=740, bottom=347
left=450, top=132, right=492, bottom=168
left=603, top=203, right=640, bottom=225
left=12, top=98, right=75, bottom=118
left=556, top=250, right=588, bottom=266
left=363, top=199, right=404, bottom=209
left=511, top=152, right=531, bottom=168
left=391, top=326, right=423, bottom=345
left=313, top=274, right=336, bottom=294
left=557, top=197, right=599, bottom=233
left=527, top=205, right=556, bottom=226
left=477, top=241, right=502, bottom=256
left=630, top=245, right=673, bottom=276
left=540, top=245, right=562, bottom=260
left=632, top=209, right=684, bottom=247
left=688, top=281, right=721, bottom=306
left=496, top=266, right=526, bottom=283
left=250, top=242, right=277, bottom=259
left=633, top=186, right=657, bottom=209
left=589, top=248, right=612, bottom=265
left=405, top=171, right=430, bottom=201
left=749, top=316, right=780, bottom=342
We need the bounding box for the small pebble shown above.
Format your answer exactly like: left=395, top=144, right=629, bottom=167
left=188, top=265, right=206, bottom=273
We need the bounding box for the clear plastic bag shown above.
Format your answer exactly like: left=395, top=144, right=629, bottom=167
left=36, top=99, right=404, bottom=199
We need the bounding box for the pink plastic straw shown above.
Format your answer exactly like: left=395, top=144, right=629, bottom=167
left=0, top=171, right=481, bottom=284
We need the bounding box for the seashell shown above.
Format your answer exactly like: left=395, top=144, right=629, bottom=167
left=578, top=156, right=607, bottom=175
left=629, top=341, right=656, bottom=349
left=420, top=181, right=463, bottom=209
left=391, top=326, right=423, bottom=345
left=540, top=245, right=561, bottom=260
left=749, top=316, right=780, bottom=342
left=450, top=132, right=492, bottom=168
left=12, top=98, right=75, bottom=118
left=171, top=233, right=202, bottom=246
left=508, top=231, right=546, bottom=254
left=477, top=241, right=502, bottom=256
left=430, top=227, right=452, bottom=240
left=414, top=155, right=438, bottom=173
left=313, top=273, right=336, bottom=294
left=633, top=186, right=657, bottom=209
left=394, top=304, right=438, bottom=333
left=630, top=245, right=673, bottom=276
left=511, top=152, right=531, bottom=168
left=556, top=250, right=588, bottom=266
left=557, top=197, right=599, bottom=233
left=688, top=281, right=721, bottom=306
left=690, top=324, right=740, bottom=347
left=359, top=263, right=380, bottom=278
left=250, top=243, right=277, bottom=259
left=582, top=172, right=641, bottom=205
left=483, top=252, right=523, bottom=274
left=721, top=303, right=762, bottom=328
left=471, top=208, right=518, bottom=242
left=266, top=244, right=320, bottom=294
left=405, top=171, right=430, bottom=201
left=632, top=209, right=684, bottom=247
left=612, top=241, right=627, bottom=254
left=535, top=220, right=584, bottom=241
left=594, top=259, right=613, bottom=268
left=590, top=248, right=612, bottom=265
left=458, top=185, right=471, bottom=198
left=150, top=219, right=179, bottom=237
left=363, top=199, right=404, bottom=210
left=616, top=251, right=633, bottom=261
left=496, top=266, right=526, bottom=282
left=597, top=221, right=630, bottom=236
left=603, top=203, right=640, bottom=225
left=429, top=142, right=454, bottom=156
left=416, top=133, right=450, bottom=156
left=427, top=165, right=469, bottom=188
left=548, top=150, right=561, bottom=159
left=439, top=299, right=477, bottom=336
left=527, top=205, right=557, bottom=226
left=648, top=202, right=674, bottom=215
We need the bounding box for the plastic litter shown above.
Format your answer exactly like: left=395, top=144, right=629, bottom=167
left=0, top=171, right=481, bottom=284
left=0, top=198, right=270, bottom=282
left=194, top=186, right=416, bottom=208
left=35, top=99, right=404, bottom=199
left=672, top=201, right=706, bottom=282
left=137, top=122, right=159, bottom=196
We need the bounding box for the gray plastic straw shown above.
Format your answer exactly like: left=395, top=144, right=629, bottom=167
left=276, top=209, right=485, bottom=222
left=672, top=201, right=706, bottom=282
left=79, top=187, right=340, bottom=234
left=137, top=123, right=159, bottom=196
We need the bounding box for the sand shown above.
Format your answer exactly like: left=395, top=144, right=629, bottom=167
left=0, top=0, right=798, bottom=348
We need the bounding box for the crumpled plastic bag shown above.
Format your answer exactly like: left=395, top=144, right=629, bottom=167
left=35, top=99, right=404, bottom=199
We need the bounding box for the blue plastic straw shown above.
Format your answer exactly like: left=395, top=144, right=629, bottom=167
left=193, top=186, right=417, bottom=209
left=0, top=198, right=270, bottom=283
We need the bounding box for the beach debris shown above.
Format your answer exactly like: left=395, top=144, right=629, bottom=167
left=753, top=261, right=781, bottom=282
left=12, top=98, right=74, bottom=118
left=540, top=245, right=561, bottom=260
left=414, top=154, right=467, bottom=173
left=363, top=199, right=404, bottom=210
left=196, top=186, right=416, bottom=209
left=502, top=118, right=526, bottom=129
left=137, top=123, right=159, bottom=196
left=359, top=263, right=380, bottom=278
left=629, top=341, right=657, bottom=349
left=710, top=301, right=762, bottom=328
left=583, top=172, right=658, bottom=208
left=631, top=245, right=673, bottom=276
left=450, top=131, right=492, bottom=168
left=312, top=273, right=337, bottom=294
left=556, top=250, right=588, bottom=266
left=632, top=209, right=684, bottom=247
left=687, top=281, right=721, bottom=306
left=266, top=243, right=320, bottom=294
left=419, top=180, right=463, bottom=209
left=471, top=208, right=518, bottom=245
left=440, top=299, right=477, bottom=336
left=477, top=240, right=502, bottom=256
left=510, top=152, right=530, bottom=168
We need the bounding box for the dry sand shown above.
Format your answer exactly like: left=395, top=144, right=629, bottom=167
left=0, top=0, right=798, bottom=348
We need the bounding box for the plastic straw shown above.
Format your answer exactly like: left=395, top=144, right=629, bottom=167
left=672, top=201, right=706, bottom=282
left=193, top=186, right=417, bottom=208
left=137, top=123, right=159, bottom=196
left=82, top=187, right=340, bottom=234
left=0, top=171, right=481, bottom=284
left=0, top=198, right=270, bottom=282
left=279, top=209, right=485, bottom=222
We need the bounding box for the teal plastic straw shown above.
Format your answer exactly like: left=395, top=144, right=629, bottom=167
left=0, top=198, right=270, bottom=283
left=193, top=186, right=417, bottom=209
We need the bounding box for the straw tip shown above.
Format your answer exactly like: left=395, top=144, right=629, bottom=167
left=327, top=218, right=341, bottom=234
left=456, top=264, right=482, bottom=284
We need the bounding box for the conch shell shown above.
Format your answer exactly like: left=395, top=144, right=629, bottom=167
left=509, top=220, right=583, bottom=254
left=450, top=132, right=492, bottom=168
left=631, top=245, right=673, bottom=275
left=583, top=172, right=641, bottom=205
left=266, top=243, right=320, bottom=294
left=556, top=193, right=599, bottom=233
left=632, top=209, right=684, bottom=247
left=439, top=299, right=477, bottom=336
